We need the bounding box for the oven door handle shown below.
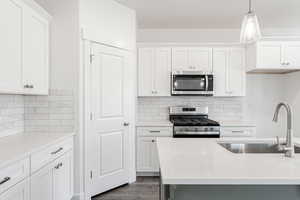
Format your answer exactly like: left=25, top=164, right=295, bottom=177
left=174, top=131, right=220, bottom=135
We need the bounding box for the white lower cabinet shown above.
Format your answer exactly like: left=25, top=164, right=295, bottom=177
left=136, top=127, right=172, bottom=173
left=137, top=137, right=159, bottom=172
left=31, top=150, right=73, bottom=200
left=0, top=179, right=29, bottom=200
left=0, top=137, right=74, bottom=200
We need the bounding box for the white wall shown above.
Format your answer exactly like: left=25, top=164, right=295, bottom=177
left=285, top=72, right=300, bottom=137
left=137, top=28, right=297, bottom=138
left=80, top=0, right=136, bottom=51
left=137, top=28, right=300, bottom=43
left=33, top=0, right=82, bottom=198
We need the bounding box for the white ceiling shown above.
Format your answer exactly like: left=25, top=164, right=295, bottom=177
left=115, top=0, right=300, bottom=29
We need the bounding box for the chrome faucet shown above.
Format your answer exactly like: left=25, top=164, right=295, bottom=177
left=273, top=103, right=294, bottom=158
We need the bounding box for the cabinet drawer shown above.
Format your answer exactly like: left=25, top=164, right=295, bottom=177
left=0, top=158, right=29, bottom=194
left=31, top=138, right=73, bottom=173
left=221, top=127, right=256, bottom=138
left=137, top=127, right=172, bottom=137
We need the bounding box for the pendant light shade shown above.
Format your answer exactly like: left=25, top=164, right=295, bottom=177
left=240, top=0, right=262, bottom=44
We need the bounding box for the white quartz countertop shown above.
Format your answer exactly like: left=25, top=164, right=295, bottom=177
left=157, top=137, right=300, bottom=185
left=136, top=121, right=173, bottom=127
left=0, top=132, right=75, bottom=168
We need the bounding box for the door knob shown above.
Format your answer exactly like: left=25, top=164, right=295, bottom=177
left=123, top=122, right=130, bottom=126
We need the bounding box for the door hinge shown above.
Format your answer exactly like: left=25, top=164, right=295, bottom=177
left=89, top=54, right=94, bottom=63
left=90, top=171, right=93, bottom=179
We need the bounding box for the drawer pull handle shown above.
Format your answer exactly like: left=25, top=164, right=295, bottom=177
left=152, top=140, right=156, bottom=143
left=51, top=147, right=63, bottom=155
left=0, top=177, right=10, bottom=185
left=232, top=131, right=245, bottom=133
left=149, top=131, right=161, bottom=133
left=54, top=162, right=63, bottom=169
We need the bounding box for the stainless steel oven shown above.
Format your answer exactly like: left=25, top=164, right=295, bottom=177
left=171, top=71, right=214, bottom=96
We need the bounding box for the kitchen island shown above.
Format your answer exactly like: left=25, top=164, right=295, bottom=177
left=157, top=137, right=300, bottom=200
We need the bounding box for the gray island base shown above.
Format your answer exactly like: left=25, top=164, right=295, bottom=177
left=160, top=184, right=300, bottom=200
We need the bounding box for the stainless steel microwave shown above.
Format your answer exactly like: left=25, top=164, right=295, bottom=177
left=171, top=71, right=214, bottom=96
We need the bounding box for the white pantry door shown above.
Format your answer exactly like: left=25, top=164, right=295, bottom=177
left=88, top=43, right=131, bottom=197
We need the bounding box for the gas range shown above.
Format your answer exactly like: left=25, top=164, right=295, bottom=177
left=169, top=106, right=220, bottom=138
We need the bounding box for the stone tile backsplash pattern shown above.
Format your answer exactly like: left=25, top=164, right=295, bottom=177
left=137, top=97, right=245, bottom=123
left=24, top=89, right=75, bottom=134
left=0, top=95, right=24, bottom=137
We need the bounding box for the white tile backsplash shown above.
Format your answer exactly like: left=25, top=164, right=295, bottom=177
left=137, top=97, right=244, bottom=123
left=24, top=89, right=75, bottom=134
left=0, top=95, right=24, bottom=137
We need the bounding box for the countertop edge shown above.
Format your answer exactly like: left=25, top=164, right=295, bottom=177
left=0, top=132, right=76, bottom=169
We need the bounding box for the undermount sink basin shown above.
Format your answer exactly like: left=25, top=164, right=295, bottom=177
left=218, top=142, right=300, bottom=154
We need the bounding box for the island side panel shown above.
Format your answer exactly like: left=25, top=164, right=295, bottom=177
left=172, top=185, right=300, bottom=200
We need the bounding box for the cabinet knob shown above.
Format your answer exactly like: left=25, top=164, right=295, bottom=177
left=124, top=122, right=130, bottom=127
left=152, top=140, right=155, bottom=143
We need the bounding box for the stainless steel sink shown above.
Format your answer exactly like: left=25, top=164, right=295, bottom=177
left=218, top=143, right=300, bottom=154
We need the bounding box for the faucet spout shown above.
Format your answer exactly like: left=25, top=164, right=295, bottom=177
left=273, top=103, right=294, bottom=158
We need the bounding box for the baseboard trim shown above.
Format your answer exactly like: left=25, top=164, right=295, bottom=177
left=137, top=172, right=160, bottom=177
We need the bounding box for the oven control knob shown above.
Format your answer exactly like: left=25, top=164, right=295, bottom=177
left=210, top=128, right=214, bottom=131
left=204, top=128, right=208, bottom=131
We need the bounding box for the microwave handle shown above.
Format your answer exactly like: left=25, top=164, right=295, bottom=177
left=205, top=75, right=209, bottom=91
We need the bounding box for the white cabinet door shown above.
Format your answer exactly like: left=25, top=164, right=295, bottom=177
left=31, top=151, right=74, bottom=200
left=228, top=48, right=245, bottom=96
left=213, top=48, right=245, bottom=97
left=0, top=0, right=24, bottom=94
left=138, top=48, right=154, bottom=96
left=137, top=137, right=160, bottom=173
left=257, top=42, right=283, bottom=68
left=154, top=48, right=171, bottom=96
left=0, top=179, right=29, bottom=200
left=189, top=48, right=213, bottom=72
left=151, top=139, right=160, bottom=172
left=172, top=48, right=213, bottom=72
left=213, top=48, right=228, bottom=96
left=53, top=151, right=74, bottom=200
left=137, top=137, right=154, bottom=172
left=31, top=162, right=53, bottom=200
left=172, top=48, right=189, bottom=71
left=23, top=6, right=49, bottom=95
left=138, top=48, right=171, bottom=97
left=283, top=42, right=300, bottom=69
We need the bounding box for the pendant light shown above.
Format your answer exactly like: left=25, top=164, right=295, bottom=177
left=240, top=0, right=262, bottom=44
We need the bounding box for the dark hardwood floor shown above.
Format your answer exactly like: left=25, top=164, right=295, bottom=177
left=92, top=177, right=159, bottom=200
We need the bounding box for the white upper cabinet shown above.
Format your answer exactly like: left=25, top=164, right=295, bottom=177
left=172, top=47, right=213, bottom=73
left=23, top=5, right=49, bottom=95
left=0, top=0, right=50, bottom=95
left=138, top=48, right=171, bottom=97
left=246, top=41, right=300, bottom=73
left=0, top=0, right=24, bottom=94
left=213, top=48, right=245, bottom=97
left=283, top=42, right=300, bottom=68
